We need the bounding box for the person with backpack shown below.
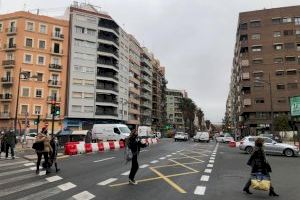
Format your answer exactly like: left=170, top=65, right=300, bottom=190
left=243, top=138, right=279, bottom=196
left=127, top=129, right=147, bottom=185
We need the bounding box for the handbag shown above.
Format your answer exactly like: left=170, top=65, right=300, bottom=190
left=125, top=147, right=133, bottom=162
left=32, top=141, right=44, bottom=151
left=250, top=173, right=271, bottom=191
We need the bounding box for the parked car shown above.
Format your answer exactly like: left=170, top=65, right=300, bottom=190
left=92, top=124, right=131, bottom=141
left=259, top=133, right=282, bottom=143
left=174, top=132, right=188, bottom=141
left=239, top=136, right=299, bottom=157
left=193, top=132, right=210, bottom=143
left=216, top=133, right=234, bottom=143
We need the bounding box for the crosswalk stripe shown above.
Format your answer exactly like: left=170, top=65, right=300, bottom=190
left=150, top=160, right=159, bottom=164
left=0, top=168, right=31, bottom=177
left=200, top=175, right=210, bottom=181
left=140, top=164, right=149, bottom=168
left=0, top=173, right=35, bottom=186
left=194, top=186, right=206, bottom=195
left=24, top=163, right=35, bottom=167
left=46, top=175, right=63, bottom=182
left=72, top=191, right=95, bottom=200
left=121, top=170, right=130, bottom=176
left=57, top=182, right=77, bottom=191
left=98, top=178, right=118, bottom=186
left=0, top=160, right=29, bottom=167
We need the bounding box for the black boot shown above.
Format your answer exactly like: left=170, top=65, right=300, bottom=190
left=243, top=188, right=252, bottom=195
left=55, top=163, right=60, bottom=173
left=269, top=187, right=279, bottom=197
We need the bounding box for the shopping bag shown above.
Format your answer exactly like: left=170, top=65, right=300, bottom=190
left=250, top=173, right=271, bottom=191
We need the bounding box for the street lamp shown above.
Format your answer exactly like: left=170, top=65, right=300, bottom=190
left=254, top=72, right=274, bottom=134
left=14, top=68, right=38, bottom=138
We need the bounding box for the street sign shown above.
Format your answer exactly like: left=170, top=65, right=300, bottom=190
left=290, top=96, right=300, bottom=116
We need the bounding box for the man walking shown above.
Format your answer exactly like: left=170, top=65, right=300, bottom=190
left=4, top=130, right=17, bottom=159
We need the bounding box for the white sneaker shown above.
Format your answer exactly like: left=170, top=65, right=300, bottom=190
left=129, top=179, right=137, bottom=185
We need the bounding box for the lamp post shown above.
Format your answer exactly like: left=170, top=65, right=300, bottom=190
left=120, top=97, right=128, bottom=123
left=254, top=73, right=274, bottom=134
left=14, top=69, right=38, bottom=137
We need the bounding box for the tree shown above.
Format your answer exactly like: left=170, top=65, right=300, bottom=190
left=273, top=115, right=291, bottom=139
left=205, top=120, right=211, bottom=131
left=196, top=108, right=205, bottom=131
left=179, top=97, right=197, bottom=135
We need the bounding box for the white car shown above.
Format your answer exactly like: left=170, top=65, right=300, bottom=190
left=216, top=133, right=234, bottom=143
left=174, top=132, right=188, bottom=141
left=193, top=132, right=210, bottom=143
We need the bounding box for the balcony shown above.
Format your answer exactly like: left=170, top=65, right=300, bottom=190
left=46, top=114, right=60, bottom=120
left=48, top=80, right=62, bottom=87
left=2, top=60, right=15, bottom=67
left=52, top=32, right=64, bottom=41
left=141, top=66, right=152, bottom=76
left=141, top=75, right=152, bottom=84
left=98, top=32, right=119, bottom=46
left=96, top=97, right=118, bottom=105
left=97, top=73, right=119, bottom=81
left=97, top=58, right=119, bottom=70
left=140, top=93, right=151, bottom=100
left=96, top=85, right=119, bottom=92
left=140, top=110, right=151, bottom=116
left=141, top=101, right=152, bottom=109
left=95, top=110, right=118, bottom=117
left=1, top=77, right=13, bottom=85
left=0, top=112, right=10, bottom=118
left=47, top=96, right=61, bottom=102
left=141, top=57, right=151, bottom=68
left=49, top=64, right=62, bottom=72
left=0, top=94, right=12, bottom=101
left=97, top=46, right=119, bottom=58
left=243, top=98, right=251, bottom=106
left=6, top=27, right=17, bottom=35
left=98, top=19, right=119, bottom=35
left=50, top=48, right=63, bottom=56
left=3, top=44, right=16, bottom=51
left=141, top=84, right=152, bottom=92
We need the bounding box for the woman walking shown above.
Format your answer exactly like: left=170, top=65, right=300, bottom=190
left=35, top=128, right=52, bottom=174
left=127, top=129, right=147, bottom=185
left=50, top=137, right=60, bottom=172
left=243, top=138, right=279, bottom=196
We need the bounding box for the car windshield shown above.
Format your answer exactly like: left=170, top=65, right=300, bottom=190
left=119, top=127, right=131, bottom=134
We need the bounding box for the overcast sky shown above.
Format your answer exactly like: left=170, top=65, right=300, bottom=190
left=1, top=0, right=300, bottom=123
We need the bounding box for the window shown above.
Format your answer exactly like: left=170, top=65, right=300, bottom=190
left=277, top=84, right=285, bottom=90
left=36, top=73, right=43, bottom=81
left=35, top=89, right=42, bottom=98
left=297, top=43, right=300, bottom=51
left=255, top=98, right=264, bottom=104
left=295, top=17, right=300, bottom=25
left=251, top=34, right=260, bottom=40
left=282, top=17, right=292, bottom=23
left=24, top=54, right=32, bottom=63
left=37, top=55, right=45, bottom=65
left=272, top=18, right=282, bottom=24
left=239, top=22, right=247, bottom=30
left=73, top=78, right=83, bottom=85
left=252, top=46, right=262, bottom=52
left=252, top=59, right=263, bottom=64
left=84, top=106, right=93, bottom=113
left=284, top=42, right=295, bottom=49
left=52, top=57, right=60, bottom=65
left=34, top=106, right=41, bottom=115
left=296, top=30, right=300, bottom=36
left=25, top=38, right=33, bottom=47
left=39, top=24, right=47, bottom=33
left=87, top=29, right=96, bottom=36
left=84, top=93, right=94, bottom=99
left=253, top=71, right=264, bottom=77
left=287, top=69, right=297, bottom=75
left=285, top=56, right=296, bottom=62
left=72, top=92, right=82, bottom=98
left=287, top=83, right=298, bottom=89
left=0, top=22, right=2, bottom=32
left=21, top=105, right=29, bottom=115
left=278, top=98, right=287, bottom=103
left=274, top=44, right=283, bottom=50
left=275, top=70, right=284, bottom=76
left=283, top=30, right=293, bottom=36
left=22, top=88, right=30, bottom=97
left=75, top=26, right=84, bottom=34
left=250, top=20, right=261, bottom=28
left=84, top=80, right=94, bottom=86
left=26, top=21, right=34, bottom=31
left=72, top=105, right=81, bottom=112
left=273, top=31, right=281, bottom=37
left=273, top=57, right=283, bottom=63
left=39, top=40, right=46, bottom=49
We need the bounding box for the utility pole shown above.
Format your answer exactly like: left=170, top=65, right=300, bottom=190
left=51, top=99, right=56, bottom=138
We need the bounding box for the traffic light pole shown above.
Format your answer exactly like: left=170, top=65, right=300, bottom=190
left=51, top=111, right=55, bottom=138
left=36, top=114, right=40, bottom=134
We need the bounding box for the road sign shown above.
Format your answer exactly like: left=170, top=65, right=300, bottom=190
left=290, top=96, right=300, bottom=116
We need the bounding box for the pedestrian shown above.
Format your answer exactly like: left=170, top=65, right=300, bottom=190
left=0, top=130, right=5, bottom=159
left=243, top=138, right=279, bottom=196
left=35, top=128, right=52, bottom=174
left=127, top=129, right=147, bottom=185
left=50, top=136, right=60, bottom=173
left=4, top=130, right=17, bottom=159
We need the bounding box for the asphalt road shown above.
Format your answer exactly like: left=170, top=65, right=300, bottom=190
left=0, top=139, right=299, bottom=200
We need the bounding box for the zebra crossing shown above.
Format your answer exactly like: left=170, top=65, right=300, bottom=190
left=0, top=158, right=95, bottom=200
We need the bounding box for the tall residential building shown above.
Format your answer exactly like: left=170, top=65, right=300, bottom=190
left=140, top=47, right=153, bottom=126
left=166, top=89, right=184, bottom=130
left=65, top=3, right=125, bottom=130
left=127, top=34, right=141, bottom=129
left=0, top=11, right=69, bottom=133
left=229, top=6, right=300, bottom=136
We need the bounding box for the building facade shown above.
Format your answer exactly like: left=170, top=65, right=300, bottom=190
left=166, top=89, right=184, bottom=130
left=0, top=11, right=69, bottom=133
left=127, top=34, right=141, bottom=129
left=228, top=6, right=300, bottom=136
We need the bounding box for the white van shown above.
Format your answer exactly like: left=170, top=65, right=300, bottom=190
left=193, top=132, right=210, bottom=143
left=138, top=126, right=153, bottom=138
left=92, top=124, right=131, bottom=141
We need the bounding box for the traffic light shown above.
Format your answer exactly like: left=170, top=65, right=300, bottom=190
left=55, top=105, right=60, bottom=116
left=51, top=104, right=56, bottom=114
left=34, top=115, right=40, bottom=125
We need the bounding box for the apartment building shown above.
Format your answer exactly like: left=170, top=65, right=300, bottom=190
left=229, top=6, right=300, bottom=136
left=127, top=34, right=141, bottom=129
left=0, top=11, right=68, bottom=132
left=64, top=3, right=124, bottom=130
left=140, top=47, right=153, bottom=126
left=166, top=89, right=184, bottom=130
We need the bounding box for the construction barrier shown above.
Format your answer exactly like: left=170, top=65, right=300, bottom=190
left=228, top=141, right=236, bottom=148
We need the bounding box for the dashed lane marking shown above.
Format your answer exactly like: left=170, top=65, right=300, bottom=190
left=209, top=160, right=215, bottom=163
left=72, top=191, right=95, bottom=200
left=150, top=160, right=159, bottom=164
left=204, top=169, right=212, bottom=173
left=93, top=157, right=115, bottom=163
left=159, top=157, right=166, bottom=160
left=200, top=175, right=210, bottom=182
left=0, top=160, right=29, bottom=167
left=140, top=164, right=149, bottom=168
left=166, top=155, right=172, bottom=157
left=46, top=175, right=63, bottom=183
left=98, top=178, right=118, bottom=186
left=0, top=168, right=31, bottom=177
left=194, top=186, right=206, bottom=195
left=23, top=163, right=35, bottom=167
left=57, top=182, right=77, bottom=191
left=207, top=164, right=214, bottom=168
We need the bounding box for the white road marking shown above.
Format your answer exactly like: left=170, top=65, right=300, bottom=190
left=140, top=164, right=149, bottom=168
left=194, top=186, right=206, bottom=195
left=58, top=182, right=77, bottom=191
left=30, top=166, right=42, bottom=170
left=121, top=170, right=130, bottom=176
left=72, top=191, right=95, bottom=200
left=204, top=169, right=212, bottom=173
left=209, top=160, right=215, bottom=163
left=207, top=164, right=214, bottom=168
left=210, top=157, right=215, bottom=160
left=200, top=175, right=210, bottom=182
left=93, top=157, right=115, bottom=163
left=39, top=171, right=46, bottom=176
left=172, top=153, right=176, bottom=155
left=98, top=178, right=118, bottom=186
left=46, top=175, right=63, bottom=183
left=23, top=163, right=35, bottom=167
left=140, top=150, right=149, bottom=152
left=0, top=173, right=35, bottom=186
left=166, top=155, right=172, bottom=157
left=0, top=160, right=28, bottom=167
left=150, top=160, right=159, bottom=164
left=0, top=168, right=31, bottom=177
left=159, top=157, right=166, bottom=160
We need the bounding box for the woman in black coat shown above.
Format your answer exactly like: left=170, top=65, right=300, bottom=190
left=243, top=138, right=279, bottom=196
left=127, top=129, right=147, bottom=185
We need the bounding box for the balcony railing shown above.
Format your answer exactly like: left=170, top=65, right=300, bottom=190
left=141, top=66, right=152, bottom=75
left=48, top=80, right=62, bottom=87
left=97, top=73, right=119, bottom=81
left=6, top=27, right=17, bottom=34
left=3, top=44, right=16, bottom=50
left=49, top=64, right=62, bottom=71
left=47, top=96, right=61, bottom=102
left=97, top=59, right=119, bottom=69
left=2, top=60, right=15, bottom=67
left=50, top=48, right=63, bottom=55
left=96, top=85, right=119, bottom=92
left=140, top=93, right=151, bottom=100
left=0, top=112, right=10, bottom=118
left=95, top=111, right=118, bottom=116
left=0, top=93, right=12, bottom=100
left=141, top=101, right=152, bottom=108
left=98, top=34, right=119, bottom=45
left=98, top=20, right=119, bottom=35
left=96, top=97, right=118, bottom=104
left=141, top=75, right=152, bottom=84
left=46, top=114, right=60, bottom=119
left=141, top=84, right=152, bottom=91
left=52, top=32, right=64, bottom=40
left=1, top=77, right=13, bottom=84
left=97, top=47, right=119, bottom=57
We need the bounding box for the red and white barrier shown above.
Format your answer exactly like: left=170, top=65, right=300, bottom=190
left=64, top=138, right=159, bottom=155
